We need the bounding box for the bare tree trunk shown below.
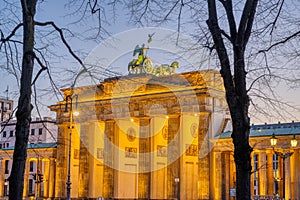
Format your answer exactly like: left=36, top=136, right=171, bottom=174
left=207, top=0, right=256, bottom=199
left=8, top=0, right=37, bottom=199
left=231, top=48, right=252, bottom=200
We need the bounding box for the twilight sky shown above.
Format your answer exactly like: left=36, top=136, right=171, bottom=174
left=0, top=0, right=299, bottom=124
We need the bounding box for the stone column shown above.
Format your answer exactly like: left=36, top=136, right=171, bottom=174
left=43, top=159, right=50, bottom=197
left=198, top=112, right=210, bottom=199
left=167, top=115, right=180, bottom=199
left=103, top=120, right=115, bottom=198
left=0, top=159, right=5, bottom=196
left=221, top=151, right=230, bottom=200
left=55, top=125, right=68, bottom=198
left=266, top=150, right=274, bottom=195
left=22, top=159, right=29, bottom=198
left=259, top=151, right=267, bottom=195
left=70, top=122, right=81, bottom=198
left=215, top=152, right=223, bottom=199
left=250, top=153, right=255, bottom=197
left=285, top=155, right=291, bottom=200
left=88, top=121, right=105, bottom=198
left=138, top=117, right=151, bottom=199
left=294, top=149, right=300, bottom=200
left=78, top=123, right=89, bottom=198
left=48, top=158, right=56, bottom=198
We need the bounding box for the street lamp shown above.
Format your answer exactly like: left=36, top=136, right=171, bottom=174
left=174, top=177, right=180, bottom=200
left=270, top=132, right=297, bottom=199
left=65, top=94, right=79, bottom=200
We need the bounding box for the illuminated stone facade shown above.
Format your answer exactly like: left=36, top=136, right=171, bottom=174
left=0, top=117, right=57, bottom=199
left=0, top=143, right=57, bottom=198
left=0, top=98, right=13, bottom=123
left=50, top=70, right=230, bottom=199
left=215, top=122, right=300, bottom=200
left=0, top=70, right=299, bottom=200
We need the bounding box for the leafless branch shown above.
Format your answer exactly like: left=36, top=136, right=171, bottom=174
left=163, top=0, right=180, bottom=21
left=31, top=54, right=47, bottom=86
left=176, top=0, right=184, bottom=44
left=137, top=0, right=150, bottom=24
left=0, top=23, right=23, bottom=49
left=258, top=31, right=300, bottom=53
left=247, top=74, right=268, bottom=92
left=220, top=29, right=232, bottom=42
left=32, top=84, right=58, bottom=143
left=34, top=21, right=85, bottom=68
left=270, top=0, right=284, bottom=35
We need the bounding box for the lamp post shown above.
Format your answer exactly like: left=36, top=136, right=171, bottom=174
left=174, top=177, right=180, bottom=200
left=270, top=133, right=298, bottom=199
left=65, top=94, right=79, bottom=200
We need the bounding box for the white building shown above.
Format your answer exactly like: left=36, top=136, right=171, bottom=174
left=0, top=98, right=13, bottom=123
left=0, top=115, right=58, bottom=198
left=0, top=117, right=57, bottom=149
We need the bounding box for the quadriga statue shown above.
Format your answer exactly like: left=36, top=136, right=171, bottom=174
left=151, top=61, right=179, bottom=76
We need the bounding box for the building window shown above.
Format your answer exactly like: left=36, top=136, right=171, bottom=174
left=6, top=103, right=11, bottom=110
left=38, top=128, right=43, bottom=135
left=273, top=154, right=279, bottom=194
left=3, top=131, right=6, bottom=137
left=29, top=179, right=34, bottom=195
left=4, top=179, right=8, bottom=196
left=5, top=160, right=9, bottom=174
left=9, top=131, right=13, bottom=137
left=253, top=154, right=259, bottom=195
left=273, top=154, right=279, bottom=173
left=0, top=144, right=2, bottom=149
left=29, top=161, right=34, bottom=172
left=31, top=129, right=35, bottom=135
left=6, top=143, right=9, bottom=148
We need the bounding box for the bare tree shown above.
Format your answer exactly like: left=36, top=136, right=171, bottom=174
left=0, top=0, right=115, bottom=199
left=1, top=0, right=300, bottom=199
left=126, top=0, right=300, bottom=199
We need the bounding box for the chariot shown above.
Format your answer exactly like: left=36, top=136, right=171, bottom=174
left=128, top=44, right=153, bottom=74
left=128, top=34, right=179, bottom=76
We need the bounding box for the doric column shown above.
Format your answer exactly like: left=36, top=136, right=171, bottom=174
left=43, top=159, right=50, bottom=197
left=198, top=112, right=210, bottom=199
left=250, top=153, right=255, bottom=197
left=70, top=122, right=81, bottom=198
left=221, top=151, right=230, bottom=200
left=55, top=125, right=68, bottom=198
left=259, top=151, right=267, bottom=195
left=214, top=152, right=222, bottom=199
left=22, top=158, right=30, bottom=197
left=266, top=150, right=274, bottom=195
left=87, top=121, right=105, bottom=198
left=0, top=159, right=5, bottom=196
left=102, top=120, right=115, bottom=198
left=294, top=149, right=300, bottom=200
left=48, top=158, right=55, bottom=198
left=285, top=154, right=291, bottom=200
left=150, top=116, right=168, bottom=199
left=167, top=115, right=180, bottom=199
left=78, top=123, right=89, bottom=198
left=138, top=117, right=151, bottom=199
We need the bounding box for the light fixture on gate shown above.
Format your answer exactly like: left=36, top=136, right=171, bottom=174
left=291, top=135, right=298, bottom=148
left=270, top=133, right=278, bottom=147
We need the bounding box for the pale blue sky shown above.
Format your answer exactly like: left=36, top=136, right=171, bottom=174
left=0, top=0, right=299, bottom=124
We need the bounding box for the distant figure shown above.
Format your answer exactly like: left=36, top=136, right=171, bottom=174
left=147, top=32, right=155, bottom=45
